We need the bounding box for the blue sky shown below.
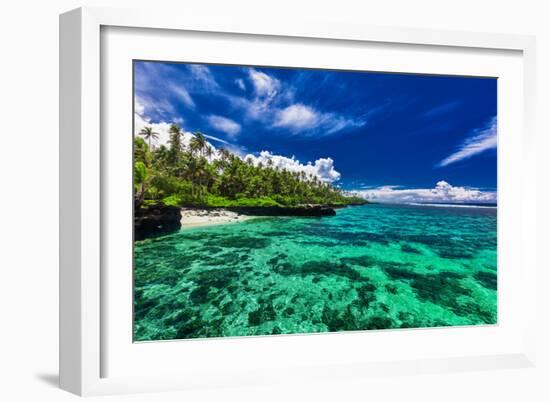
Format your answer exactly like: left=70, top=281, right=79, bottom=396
left=134, top=61, right=497, bottom=203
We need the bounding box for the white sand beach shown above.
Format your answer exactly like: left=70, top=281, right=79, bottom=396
left=180, top=208, right=253, bottom=229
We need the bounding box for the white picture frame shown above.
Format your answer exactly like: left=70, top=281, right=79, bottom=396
left=59, top=6, right=538, bottom=396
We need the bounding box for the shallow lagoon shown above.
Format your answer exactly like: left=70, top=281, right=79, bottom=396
left=134, top=203, right=497, bottom=341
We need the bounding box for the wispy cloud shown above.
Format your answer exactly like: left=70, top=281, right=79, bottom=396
left=237, top=68, right=366, bottom=136
left=136, top=62, right=367, bottom=140
left=354, top=181, right=496, bottom=204
left=423, top=100, right=461, bottom=118
left=235, top=78, right=246, bottom=91
left=203, top=133, right=231, bottom=145
left=171, top=85, right=195, bottom=109
left=273, top=103, right=365, bottom=135
left=134, top=62, right=195, bottom=120
left=437, top=117, right=497, bottom=167
left=207, top=115, right=241, bottom=137
left=248, top=69, right=280, bottom=99
left=135, top=95, right=177, bottom=120
left=187, top=64, right=220, bottom=92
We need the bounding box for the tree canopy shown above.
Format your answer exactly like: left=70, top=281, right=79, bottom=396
left=134, top=125, right=366, bottom=208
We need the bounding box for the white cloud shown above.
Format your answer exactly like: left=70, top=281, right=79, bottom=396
left=203, top=133, right=231, bottom=145
left=354, top=180, right=496, bottom=204
left=134, top=112, right=173, bottom=147
left=134, top=113, right=199, bottom=151
left=235, top=78, right=246, bottom=90
left=207, top=115, right=241, bottom=137
left=134, top=63, right=195, bottom=119
left=274, top=103, right=366, bottom=135
left=135, top=94, right=177, bottom=119
left=322, top=114, right=366, bottom=135
left=248, top=69, right=280, bottom=98
left=244, top=151, right=341, bottom=183
left=137, top=62, right=366, bottom=139
left=438, top=117, right=497, bottom=167
left=220, top=68, right=366, bottom=136
left=274, top=104, right=319, bottom=130
left=235, top=69, right=283, bottom=122
left=187, top=64, right=219, bottom=92
left=135, top=112, right=244, bottom=161
left=171, top=85, right=195, bottom=109
left=134, top=98, right=145, bottom=115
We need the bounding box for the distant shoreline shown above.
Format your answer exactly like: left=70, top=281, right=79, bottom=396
left=406, top=202, right=497, bottom=209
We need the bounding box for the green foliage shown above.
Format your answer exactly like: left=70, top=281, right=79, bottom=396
left=162, top=195, right=182, bottom=207
left=134, top=161, right=148, bottom=185
left=168, top=124, right=183, bottom=164
left=203, top=195, right=281, bottom=208
left=141, top=199, right=159, bottom=207
left=134, top=137, right=150, bottom=165
left=133, top=130, right=368, bottom=208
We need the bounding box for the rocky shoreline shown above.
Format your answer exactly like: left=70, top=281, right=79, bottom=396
left=134, top=203, right=182, bottom=241
left=135, top=203, right=356, bottom=240
left=226, top=204, right=336, bottom=217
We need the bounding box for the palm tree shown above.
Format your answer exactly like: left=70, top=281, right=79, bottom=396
left=204, top=145, right=214, bottom=160
left=168, top=124, right=182, bottom=164
left=189, top=132, right=207, bottom=158
left=217, top=147, right=231, bottom=167
left=139, top=126, right=159, bottom=150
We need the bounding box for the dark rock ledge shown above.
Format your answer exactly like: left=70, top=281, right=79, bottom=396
left=226, top=204, right=336, bottom=217
left=134, top=203, right=182, bottom=241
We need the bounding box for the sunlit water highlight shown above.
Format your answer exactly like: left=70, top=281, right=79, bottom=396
left=134, top=203, right=497, bottom=341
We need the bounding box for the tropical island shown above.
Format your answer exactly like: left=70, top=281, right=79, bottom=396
left=134, top=124, right=367, bottom=239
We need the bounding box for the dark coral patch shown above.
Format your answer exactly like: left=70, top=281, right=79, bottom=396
left=403, top=234, right=475, bottom=259
left=400, top=243, right=422, bottom=254
left=334, top=231, right=390, bottom=245
left=216, top=236, right=271, bottom=249
left=248, top=303, right=277, bottom=326
left=383, top=265, right=423, bottom=281
left=321, top=306, right=346, bottom=331
left=187, top=268, right=240, bottom=304
left=340, top=255, right=379, bottom=268
left=175, top=317, right=206, bottom=339
left=474, top=270, right=497, bottom=290
left=383, top=266, right=478, bottom=318
left=270, top=259, right=362, bottom=281
left=365, top=315, right=394, bottom=329
left=410, top=272, right=472, bottom=317
left=354, top=283, right=377, bottom=309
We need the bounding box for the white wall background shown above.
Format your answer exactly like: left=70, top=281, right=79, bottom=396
left=0, top=0, right=548, bottom=401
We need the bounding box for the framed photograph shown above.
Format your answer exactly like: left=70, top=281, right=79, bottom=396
left=60, top=6, right=537, bottom=396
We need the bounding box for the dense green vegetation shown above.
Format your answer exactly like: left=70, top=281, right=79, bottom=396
left=134, top=124, right=367, bottom=208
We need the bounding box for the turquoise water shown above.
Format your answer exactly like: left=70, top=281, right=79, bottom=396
left=134, top=204, right=497, bottom=341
